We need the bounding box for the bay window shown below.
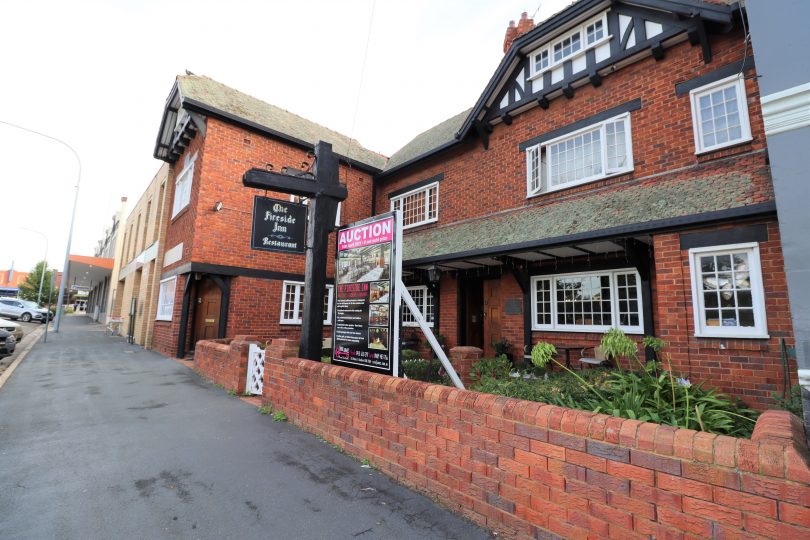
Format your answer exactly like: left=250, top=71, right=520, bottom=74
left=531, top=269, right=643, bottom=333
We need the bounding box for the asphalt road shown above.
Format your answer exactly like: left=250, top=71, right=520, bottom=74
left=0, top=316, right=492, bottom=540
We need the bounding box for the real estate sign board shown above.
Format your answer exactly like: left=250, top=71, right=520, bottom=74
left=251, top=195, right=307, bottom=253
left=332, top=212, right=401, bottom=376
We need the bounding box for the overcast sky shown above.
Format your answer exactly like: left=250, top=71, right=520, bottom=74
left=0, top=0, right=570, bottom=274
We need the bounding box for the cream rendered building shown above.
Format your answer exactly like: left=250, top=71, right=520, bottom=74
left=112, top=164, right=171, bottom=348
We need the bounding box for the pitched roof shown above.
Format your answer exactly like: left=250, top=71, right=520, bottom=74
left=401, top=169, right=774, bottom=263
left=383, top=109, right=471, bottom=172
left=173, top=75, right=387, bottom=170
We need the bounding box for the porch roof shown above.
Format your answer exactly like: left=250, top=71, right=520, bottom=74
left=401, top=170, right=775, bottom=265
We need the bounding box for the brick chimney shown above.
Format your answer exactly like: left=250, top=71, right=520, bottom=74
left=503, top=12, right=535, bottom=53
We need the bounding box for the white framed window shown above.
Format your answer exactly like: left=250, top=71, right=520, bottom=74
left=279, top=281, right=333, bottom=325
left=290, top=195, right=341, bottom=227
left=688, top=243, right=768, bottom=338
left=156, top=276, right=177, bottom=321
left=690, top=75, right=752, bottom=154
left=531, top=269, right=643, bottom=333
left=171, top=152, right=197, bottom=218
left=402, top=285, right=434, bottom=327
left=526, top=113, right=633, bottom=196
left=529, top=12, right=610, bottom=78
left=390, top=182, right=439, bottom=229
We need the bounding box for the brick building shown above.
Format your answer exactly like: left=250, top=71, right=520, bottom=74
left=374, top=0, right=793, bottom=408
left=151, top=75, right=385, bottom=358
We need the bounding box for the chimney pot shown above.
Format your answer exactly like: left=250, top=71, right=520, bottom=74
left=504, top=12, right=535, bottom=54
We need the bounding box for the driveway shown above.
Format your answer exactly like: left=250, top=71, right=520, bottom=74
left=0, top=316, right=491, bottom=539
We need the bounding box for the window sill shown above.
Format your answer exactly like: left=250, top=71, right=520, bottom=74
left=170, top=205, right=191, bottom=224
left=694, top=136, right=753, bottom=157
left=402, top=217, right=438, bottom=231
left=155, top=317, right=172, bottom=322
left=402, top=323, right=435, bottom=328
left=532, top=326, right=643, bottom=335
left=280, top=321, right=332, bottom=326
left=694, top=332, right=770, bottom=340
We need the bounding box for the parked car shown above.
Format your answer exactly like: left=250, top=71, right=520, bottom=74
left=0, top=319, right=23, bottom=343
left=0, top=298, right=51, bottom=323
left=0, top=328, right=16, bottom=357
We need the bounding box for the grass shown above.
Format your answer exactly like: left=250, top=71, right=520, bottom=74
left=272, top=410, right=288, bottom=422
left=258, top=405, right=272, bottom=415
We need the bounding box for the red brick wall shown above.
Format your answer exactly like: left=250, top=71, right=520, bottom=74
left=654, top=219, right=795, bottom=409
left=194, top=336, right=257, bottom=394
left=153, top=273, right=189, bottom=358
left=265, top=342, right=810, bottom=539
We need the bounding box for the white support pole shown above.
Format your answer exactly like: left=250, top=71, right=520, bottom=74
left=399, top=280, right=464, bottom=390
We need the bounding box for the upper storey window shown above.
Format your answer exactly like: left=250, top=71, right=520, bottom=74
left=690, top=75, right=752, bottom=154
left=529, top=13, right=610, bottom=78
left=526, top=113, right=633, bottom=196
left=390, top=182, right=439, bottom=229
left=172, top=152, right=196, bottom=218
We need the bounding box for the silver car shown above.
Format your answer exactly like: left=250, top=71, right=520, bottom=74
left=0, top=298, right=51, bottom=323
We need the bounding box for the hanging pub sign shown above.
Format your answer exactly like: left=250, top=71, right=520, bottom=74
left=250, top=195, right=307, bottom=253
left=332, top=211, right=402, bottom=376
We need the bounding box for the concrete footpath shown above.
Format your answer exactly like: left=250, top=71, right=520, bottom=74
left=0, top=317, right=492, bottom=539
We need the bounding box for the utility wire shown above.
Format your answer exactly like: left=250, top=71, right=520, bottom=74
left=343, top=0, right=376, bottom=182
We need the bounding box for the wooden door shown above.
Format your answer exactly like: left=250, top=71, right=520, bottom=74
left=464, top=280, right=484, bottom=349
left=483, top=280, right=502, bottom=357
left=193, top=278, right=221, bottom=346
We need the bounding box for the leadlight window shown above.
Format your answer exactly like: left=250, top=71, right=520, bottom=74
left=280, top=281, right=333, bottom=325
left=156, top=277, right=176, bottom=321
left=529, top=13, right=609, bottom=78
left=390, top=182, right=439, bottom=229
left=689, top=75, right=752, bottom=154
left=526, top=113, right=633, bottom=196
left=689, top=243, right=767, bottom=338
left=172, top=152, right=196, bottom=218
left=531, top=269, right=643, bottom=333
left=402, top=285, right=434, bottom=327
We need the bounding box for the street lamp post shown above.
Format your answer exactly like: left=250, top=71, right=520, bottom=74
left=20, top=228, right=48, bottom=305
left=0, top=120, right=80, bottom=333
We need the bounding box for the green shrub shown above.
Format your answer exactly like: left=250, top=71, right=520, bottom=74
left=401, top=348, right=421, bottom=362
left=772, top=385, right=803, bottom=417
left=530, top=342, right=556, bottom=369
left=600, top=327, right=638, bottom=366
left=402, top=356, right=449, bottom=384
left=471, top=355, right=512, bottom=382
left=492, top=337, right=512, bottom=358
left=474, top=368, right=612, bottom=404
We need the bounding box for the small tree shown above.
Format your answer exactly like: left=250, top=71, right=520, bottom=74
left=18, top=261, right=57, bottom=306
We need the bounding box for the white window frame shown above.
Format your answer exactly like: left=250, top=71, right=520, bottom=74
left=688, top=243, right=768, bottom=339
left=279, top=280, right=334, bottom=325
left=529, top=12, right=611, bottom=80
left=290, top=195, right=341, bottom=227
left=156, top=276, right=177, bottom=321
left=530, top=268, right=644, bottom=334
left=526, top=112, right=633, bottom=197
left=389, top=182, right=439, bottom=230
left=689, top=74, right=752, bottom=154
left=171, top=152, right=196, bottom=218
left=402, top=285, right=434, bottom=327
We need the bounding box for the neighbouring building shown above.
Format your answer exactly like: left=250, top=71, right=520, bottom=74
left=150, top=75, right=385, bottom=359
left=86, top=196, right=127, bottom=321
left=109, top=165, right=171, bottom=347
left=0, top=268, right=29, bottom=297
left=65, top=254, right=114, bottom=317
left=373, top=0, right=793, bottom=409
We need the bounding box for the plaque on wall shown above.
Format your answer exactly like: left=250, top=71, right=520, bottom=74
left=505, top=298, right=522, bottom=315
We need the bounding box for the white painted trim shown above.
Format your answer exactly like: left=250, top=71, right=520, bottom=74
left=688, top=242, right=769, bottom=339
left=798, top=369, right=810, bottom=387
left=528, top=12, right=611, bottom=80
left=171, top=152, right=196, bottom=218
left=530, top=268, right=644, bottom=334
left=526, top=112, right=633, bottom=197
left=401, top=285, right=434, bottom=327
left=689, top=75, right=752, bottom=154
left=389, top=181, right=439, bottom=230
left=279, top=280, right=333, bottom=325
left=760, top=82, right=810, bottom=136
left=155, top=276, right=177, bottom=321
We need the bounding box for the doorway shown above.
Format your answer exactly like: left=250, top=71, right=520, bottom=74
left=483, top=279, right=502, bottom=357
left=462, top=278, right=484, bottom=349
left=192, top=277, right=222, bottom=349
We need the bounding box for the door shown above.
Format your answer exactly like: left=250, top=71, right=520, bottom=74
left=483, top=279, right=502, bottom=357
left=464, top=280, right=484, bottom=349
left=193, top=278, right=222, bottom=347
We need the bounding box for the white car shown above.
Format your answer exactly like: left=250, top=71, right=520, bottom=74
left=0, top=298, right=51, bottom=323
left=0, top=319, right=23, bottom=342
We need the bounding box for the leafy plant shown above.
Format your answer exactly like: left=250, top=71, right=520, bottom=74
left=600, top=328, right=639, bottom=367
left=258, top=405, right=272, bottom=415
left=642, top=336, right=667, bottom=354
left=401, top=349, right=421, bottom=362
left=272, top=410, right=288, bottom=422
left=530, top=342, right=557, bottom=369
left=474, top=368, right=612, bottom=404
left=772, top=385, right=803, bottom=417
left=471, top=355, right=512, bottom=382
left=402, top=356, right=448, bottom=384
left=227, top=388, right=238, bottom=396
left=492, top=337, right=512, bottom=358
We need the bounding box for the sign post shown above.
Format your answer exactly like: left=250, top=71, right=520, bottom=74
left=43, top=268, right=57, bottom=343
left=332, top=212, right=401, bottom=376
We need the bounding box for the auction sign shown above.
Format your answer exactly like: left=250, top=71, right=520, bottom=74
left=251, top=195, right=307, bottom=253
left=332, top=211, right=402, bottom=376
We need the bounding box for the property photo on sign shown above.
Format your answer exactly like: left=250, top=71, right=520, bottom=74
left=332, top=212, right=401, bottom=375
left=250, top=195, right=307, bottom=253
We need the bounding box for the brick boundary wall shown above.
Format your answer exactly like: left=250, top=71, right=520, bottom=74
left=194, top=335, right=258, bottom=394
left=261, top=337, right=810, bottom=539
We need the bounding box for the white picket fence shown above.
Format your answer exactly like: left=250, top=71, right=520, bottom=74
left=246, top=344, right=265, bottom=396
